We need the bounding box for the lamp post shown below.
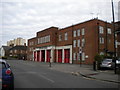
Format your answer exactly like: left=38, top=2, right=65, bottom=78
left=79, top=47, right=82, bottom=67
left=111, top=0, right=117, bottom=74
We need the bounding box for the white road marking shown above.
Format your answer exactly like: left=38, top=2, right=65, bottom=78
left=38, top=74, right=55, bottom=83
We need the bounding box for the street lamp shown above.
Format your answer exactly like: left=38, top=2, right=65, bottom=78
left=79, top=47, right=82, bottom=67
left=111, top=0, right=117, bottom=74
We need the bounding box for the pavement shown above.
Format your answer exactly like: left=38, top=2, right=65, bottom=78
left=44, top=62, right=120, bottom=84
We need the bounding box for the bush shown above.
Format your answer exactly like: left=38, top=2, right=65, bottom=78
left=94, top=54, right=105, bottom=70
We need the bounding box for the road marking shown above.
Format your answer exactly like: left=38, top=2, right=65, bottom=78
left=39, top=74, right=55, bottom=83
left=21, top=63, right=35, bottom=67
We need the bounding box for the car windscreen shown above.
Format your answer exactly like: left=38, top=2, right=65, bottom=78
left=103, top=59, right=112, bottom=62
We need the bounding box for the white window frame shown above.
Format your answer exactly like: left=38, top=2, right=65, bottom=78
left=81, top=28, right=85, bottom=35
left=82, top=52, right=85, bottom=61
left=73, top=31, right=76, bottom=37
left=73, top=53, right=76, bottom=60
left=99, top=37, right=104, bottom=44
left=48, top=35, right=50, bottom=42
left=99, top=26, right=104, bottom=34
left=73, top=40, right=76, bottom=47
left=77, top=53, right=80, bottom=60
left=82, top=38, right=85, bottom=47
left=77, top=39, right=80, bottom=47
left=65, top=33, right=68, bottom=41
left=77, top=29, right=80, bottom=36
left=107, top=28, right=112, bottom=34
left=59, top=35, right=62, bottom=41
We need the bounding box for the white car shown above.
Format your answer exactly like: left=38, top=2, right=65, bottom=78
left=100, top=59, right=113, bottom=69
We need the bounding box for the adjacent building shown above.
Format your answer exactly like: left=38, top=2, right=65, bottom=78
left=0, top=46, right=12, bottom=57
left=27, top=19, right=115, bottom=64
left=7, top=38, right=26, bottom=46
left=115, top=21, right=120, bottom=58
left=9, top=46, right=27, bottom=60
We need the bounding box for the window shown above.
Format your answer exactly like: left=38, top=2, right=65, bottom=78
left=73, top=40, right=76, bottom=47
left=77, top=53, right=80, bottom=60
left=45, top=36, right=47, bottom=43
left=107, top=28, right=112, bottom=34
left=38, top=38, right=40, bottom=44
left=48, top=35, right=50, bottom=42
left=73, top=31, right=76, bottom=37
left=14, top=50, right=17, bottom=53
left=21, top=50, right=23, bottom=53
left=82, top=38, right=85, bottom=47
left=77, top=39, right=80, bottom=47
left=38, top=35, right=50, bottom=44
left=82, top=52, right=85, bottom=61
left=81, top=28, right=85, bottom=35
left=99, top=26, right=104, bottom=34
left=59, top=35, right=62, bottom=41
left=65, top=33, right=68, bottom=40
left=99, top=37, right=104, bottom=44
left=73, top=53, right=76, bottom=60
left=77, top=29, right=80, bottom=36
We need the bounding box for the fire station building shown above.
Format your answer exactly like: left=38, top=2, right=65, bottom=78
left=27, top=19, right=115, bottom=64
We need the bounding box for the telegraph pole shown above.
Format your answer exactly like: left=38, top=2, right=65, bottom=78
left=111, top=0, right=117, bottom=74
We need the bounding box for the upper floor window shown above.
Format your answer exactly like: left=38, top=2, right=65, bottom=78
left=73, top=40, right=76, bottom=47
left=38, top=35, right=50, bottom=44
left=82, top=38, right=85, bottom=47
left=73, top=53, right=76, bottom=60
left=99, top=37, right=104, bottom=44
left=48, top=35, right=50, bottom=42
left=99, top=26, right=104, bottom=34
left=59, top=35, right=62, bottom=41
left=77, top=39, right=80, bottom=47
left=65, top=33, right=68, bottom=41
left=107, top=28, right=112, bottom=34
left=14, top=50, right=17, bottom=53
left=77, top=29, right=80, bottom=36
left=81, top=28, right=85, bottom=35
left=73, top=31, right=76, bottom=37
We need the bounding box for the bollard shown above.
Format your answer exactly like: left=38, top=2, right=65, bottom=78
left=93, top=61, right=96, bottom=71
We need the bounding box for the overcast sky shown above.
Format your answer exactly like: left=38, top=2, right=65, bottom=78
left=0, top=0, right=119, bottom=46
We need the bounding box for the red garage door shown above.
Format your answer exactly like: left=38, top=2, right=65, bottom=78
left=47, top=50, right=51, bottom=62
left=58, top=50, right=62, bottom=63
left=34, top=52, right=36, bottom=61
left=37, top=51, right=40, bottom=62
left=41, top=50, right=45, bottom=62
left=64, top=49, right=70, bottom=63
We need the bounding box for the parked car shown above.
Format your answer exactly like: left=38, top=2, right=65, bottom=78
left=100, top=59, right=113, bottom=69
left=0, top=59, right=14, bottom=89
left=112, top=58, right=120, bottom=69
left=100, top=58, right=120, bottom=69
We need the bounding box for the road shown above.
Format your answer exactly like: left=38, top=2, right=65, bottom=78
left=7, top=60, right=118, bottom=89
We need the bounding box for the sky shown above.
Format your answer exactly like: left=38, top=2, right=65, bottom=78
left=0, top=0, right=119, bottom=46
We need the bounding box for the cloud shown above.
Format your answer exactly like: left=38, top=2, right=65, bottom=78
left=0, top=0, right=119, bottom=46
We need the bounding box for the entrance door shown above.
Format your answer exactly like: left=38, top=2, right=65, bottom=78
left=64, top=49, right=70, bottom=63
left=41, top=50, right=45, bottom=62
left=47, top=50, right=51, bottom=62
left=58, top=50, right=62, bottom=63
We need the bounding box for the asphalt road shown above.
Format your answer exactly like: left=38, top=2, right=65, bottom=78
left=6, top=60, right=118, bottom=88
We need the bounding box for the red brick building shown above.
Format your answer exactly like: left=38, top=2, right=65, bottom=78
left=115, top=21, right=120, bottom=58
left=27, top=37, right=37, bottom=61
left=27, top=19, right=115, bottom=64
